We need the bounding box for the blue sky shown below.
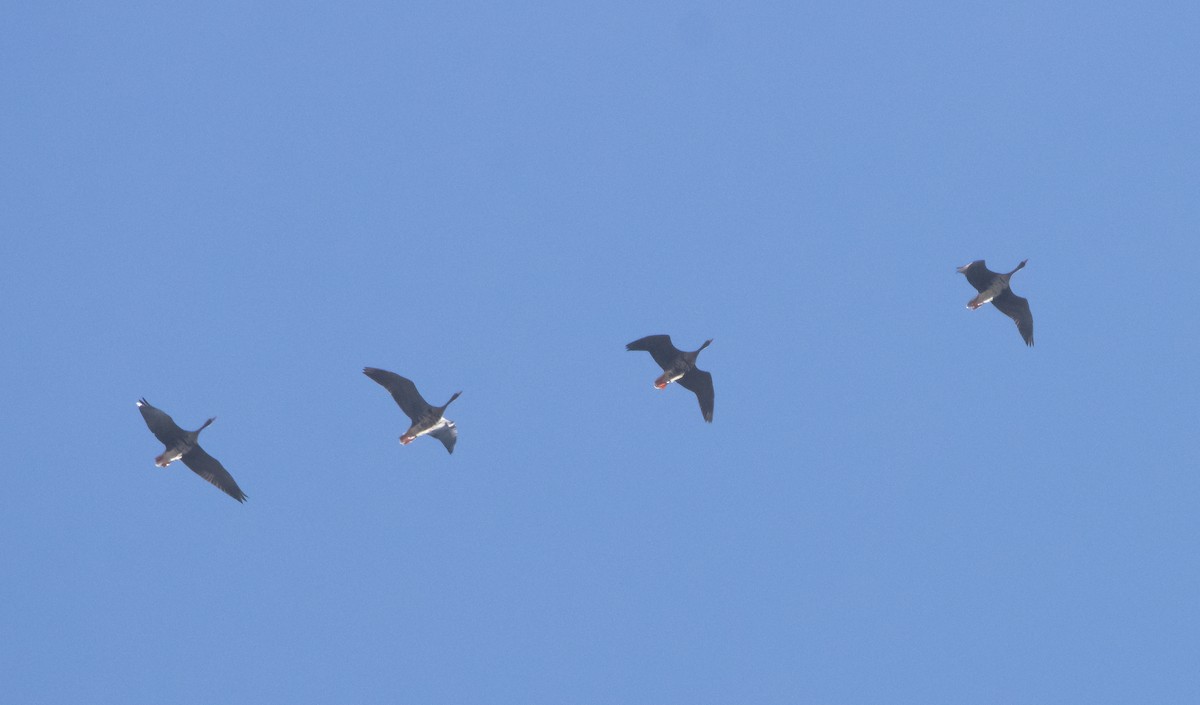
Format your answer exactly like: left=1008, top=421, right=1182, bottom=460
left=2, top=1, right=1198, bottom=702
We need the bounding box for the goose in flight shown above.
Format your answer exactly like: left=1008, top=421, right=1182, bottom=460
left=363, top=367, right=461, bottom=453
left=626, top=335, right=714, bottom=422
left=958, top=259, right=1034, bottom=346
left=136, top=399, right=247, bottom=502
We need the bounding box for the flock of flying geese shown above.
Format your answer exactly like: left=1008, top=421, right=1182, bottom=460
left=138, top=259, right=1035, bottom=503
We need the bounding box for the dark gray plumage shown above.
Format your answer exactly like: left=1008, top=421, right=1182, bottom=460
left=958, top=259, right=1034, bottom=346
left=136, top=399, right=246, bottom=502
left=363, top=367, right=461, bottom=453
left=626, top=335, right=715, bottom=422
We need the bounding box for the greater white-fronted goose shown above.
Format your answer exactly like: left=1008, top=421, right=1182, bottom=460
left=626, top=335, right=714, bottom=422
left=958, top=259, right=1034, bottom=346
left=137, top=399, right=247, bottom=502
left=363, top=367, right=461, bottom=454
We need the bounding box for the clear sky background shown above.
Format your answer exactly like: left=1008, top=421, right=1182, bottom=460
left=2, top=1, right=1198, bottom=703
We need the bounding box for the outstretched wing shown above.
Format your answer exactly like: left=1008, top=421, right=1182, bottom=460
left=992, top=289, right=1034, bottom=346
left=960, top=260, right=999, bottom=292
left=181, top=445, right=247, bottom=503
left=676, top=368, right=714, bottom=423
left=137, top=399, right=186, bottom=446
left=626, top=335, right=681, bottom=370
left=363, top=367, right=433, bottom=423
left=428, top=420, right=458, bottom=454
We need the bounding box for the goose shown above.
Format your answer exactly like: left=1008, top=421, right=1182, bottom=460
left=136, top=399, right=247, bottom=502
left=958, top=259, right=1034, bottom=346
left=363, top=367, right=461, bottom=453
left=626, top=335, right=714, bottom=422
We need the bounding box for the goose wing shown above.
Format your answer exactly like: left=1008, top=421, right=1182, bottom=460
left=960, top=260, right=999, bottom=292
left=137, top=399, right=186, bottom=446
left=363, top=367, right=433, bottom=422
left=428, top=420, right=458, bottom=454
left=181, top=445, right=247, bottom=503
left=992, top=289, right=1034, bottom=346
left=626, top=335, right=682, bottom=370
left=676, top=368, right=715, bottom=422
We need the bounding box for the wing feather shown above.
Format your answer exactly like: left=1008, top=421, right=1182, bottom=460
left=992, top=290, right=1034, bottom=346
left=428, top=420, right=458, bottom=454
left=676, top=369, right=715, bottom=422
left=626, top=335, right=681, bottom=370
left=137, top=399, right=186, bottom=446
left=960, top=260, right=999, bottom=292
left=180, top=445, right=247, bottom=503
left=363, top=368, right=433, bottom=422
